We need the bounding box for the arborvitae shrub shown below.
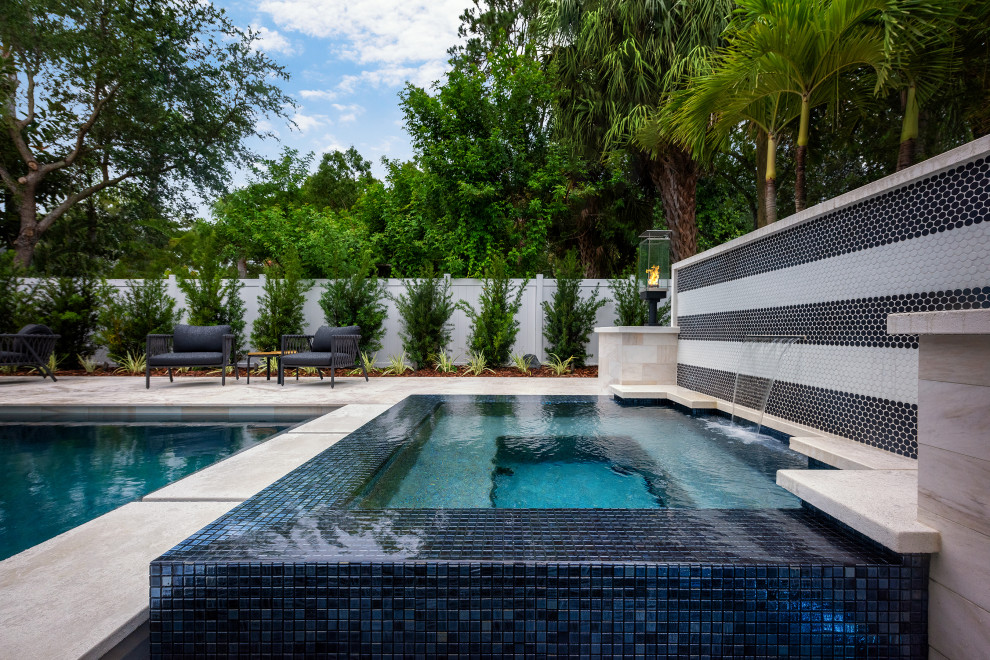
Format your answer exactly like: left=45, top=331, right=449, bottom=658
left=0, top=252, right=36, bottom=333
left=318, top=262, right=388, bottom=353
left=98, top=277, right=183, bottom=359
left=176, top=259, right=247, bottom=358
left=37, top=276, right=104, bottom=367
left=608, top=270, right=647, bottom=326
left=251, top=257, right=313, bottom=351
left=457, top=256, right=528, bottom=366
left=392, top=268, right=455, bottom=369
left=542, top=252, right=608, bottom=367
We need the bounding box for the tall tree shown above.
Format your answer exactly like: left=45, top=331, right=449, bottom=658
left=0, top=0, right=291, bottom=267
left=540, top=0, right=734, bottom=263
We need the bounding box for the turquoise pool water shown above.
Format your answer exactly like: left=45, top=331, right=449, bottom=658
left=0, top=422, right=287, bottom=560
left=353, top=398, right=807, bottom=509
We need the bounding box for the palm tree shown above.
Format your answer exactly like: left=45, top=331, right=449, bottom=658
left=703, top=0, right=889, bottom=212
left=538, top=0, right=734, bottom=263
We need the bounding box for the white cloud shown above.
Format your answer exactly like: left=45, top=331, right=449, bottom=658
left=251, top=26, right=298, bottom=56
left=331, top=103, right=364, bottom=123
left=259, top=0, right=463, bottom=91
left=291, top=110, right=331, bottom=133
left=299, top=89, right=339, bottom=101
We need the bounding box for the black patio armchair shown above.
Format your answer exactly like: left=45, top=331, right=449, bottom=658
left=0, top=324, right=60, bottom=382
left=145, top=324, right=238, bottom=388
left=278, top=325, right=367, bottom=388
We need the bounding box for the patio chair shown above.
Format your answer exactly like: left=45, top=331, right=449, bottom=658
left=279, top=325, right=366, bottom=388
left=145, top=324, right=239, bottom=389
left=0, top=324, right=61, bottom=382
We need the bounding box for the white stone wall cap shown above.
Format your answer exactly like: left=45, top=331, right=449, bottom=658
left=673, top=134, right=990, bottom=272
left=887, top=309, right=990, bottom=335
left=594, top=326, right=680, bottom=334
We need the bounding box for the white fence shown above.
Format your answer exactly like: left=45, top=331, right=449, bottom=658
left=95, top=275, right=648, bottom=366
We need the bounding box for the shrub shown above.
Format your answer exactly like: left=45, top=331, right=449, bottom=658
left=0, top=252, right=36, bottom=333
left=457, top=256, right=528, bottom=366
left=392, top=268, right=455, bottom=369
left=97, top=277, right=183, bottom=358
left=608, top=270, right=647, bottom=326
left=318, top=262, right=388, bottom=353
left=37, top=276, right=105, bottom=367
left=542, top=252, right=608, bottom=368
left=251, top=257, right=313, bottom=351
left=176, top=259, right=247, bottom=358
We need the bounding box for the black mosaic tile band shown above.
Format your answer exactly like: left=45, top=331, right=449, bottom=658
left=151, top=556, right=929, bottom=658
left=677, top=286, right=990, bottom=347
left=677, top=156, right=989, bottom=292
left=677, top=364, right=918, bottom=457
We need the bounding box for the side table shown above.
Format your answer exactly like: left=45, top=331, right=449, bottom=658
left=246, top=351, right=294, bottom=384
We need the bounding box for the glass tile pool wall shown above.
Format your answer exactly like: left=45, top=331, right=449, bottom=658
left=151, top=396, right=928, bottom=658
left=0, top=422, right=289, bottom=560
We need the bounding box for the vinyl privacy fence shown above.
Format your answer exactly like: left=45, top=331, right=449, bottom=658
left=91, top=275, right=643, bottom=367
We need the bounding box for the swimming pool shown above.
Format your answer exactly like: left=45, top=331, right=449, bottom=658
left=353, top=397, right=806, bottom=509
left=0, top=422, right=289, bottom=560
left=152, top=396, right=928, bottom=658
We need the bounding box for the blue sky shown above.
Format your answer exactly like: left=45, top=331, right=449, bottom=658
left=213, top=0, right=472, bottom=206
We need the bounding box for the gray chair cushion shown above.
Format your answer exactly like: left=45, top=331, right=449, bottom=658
left=311, top=325, right=360, bottom=352
left=0, top=350, right=29, bottom=363
left=173, top=325, right=231, bottom=353
left=281, top=352, right=355, bottom=367
left=17, top=324, right=55, bottom=336
left=149, top=351, right=225, bottom=366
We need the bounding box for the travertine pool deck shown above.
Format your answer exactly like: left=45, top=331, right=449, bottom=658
left=0, top=376, right=599, bottom=660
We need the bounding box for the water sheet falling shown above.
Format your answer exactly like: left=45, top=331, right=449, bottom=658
left=730, top=335, right=803, bottom=433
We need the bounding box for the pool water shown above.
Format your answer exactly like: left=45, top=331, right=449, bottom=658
left=353, top=398, right=807, bottom=510
left=0, top=423, right=288, bottom=560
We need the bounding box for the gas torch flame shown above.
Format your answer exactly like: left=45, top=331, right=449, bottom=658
left=646, top=265, right=660, bottom=287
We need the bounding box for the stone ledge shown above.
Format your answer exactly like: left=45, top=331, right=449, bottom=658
left=594, top=326, right=680, bottom=334
left=608, top=384, right=717, bottom=409
left=777, top=469, right=939, bottom=554
left=790, top=435, right=918, bottom=471
left=888, top=309, right=990, bottom=335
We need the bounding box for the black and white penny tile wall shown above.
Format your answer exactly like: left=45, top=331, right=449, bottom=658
left=674, top=137, right=990, bottom=458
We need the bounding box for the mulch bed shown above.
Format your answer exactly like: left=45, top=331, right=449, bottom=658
left=1, top=366, right=597, bottom=379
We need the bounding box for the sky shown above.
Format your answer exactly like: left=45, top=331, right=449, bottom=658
left=213, top=0, right=472, bottom=205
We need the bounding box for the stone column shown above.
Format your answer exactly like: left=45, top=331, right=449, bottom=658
left=594, top=326, right=679, bottom=390
left=888, top=309, right=990, bottom=660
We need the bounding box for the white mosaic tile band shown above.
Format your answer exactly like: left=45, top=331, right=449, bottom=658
left=677, top=222, right=990, bottom=317
left=677, top=340, right=919, bottom=404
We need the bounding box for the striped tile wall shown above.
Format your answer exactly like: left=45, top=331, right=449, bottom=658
left=674, top=138, right=990, bottom=458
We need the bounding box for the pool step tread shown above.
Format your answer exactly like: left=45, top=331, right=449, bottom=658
left=790, top=435, right=918, bottom=470
left=777, top=469, right=939, bottom=554
left=0, top=500, right=236, bottom=660
left=609, top=384, right=718, bottom=408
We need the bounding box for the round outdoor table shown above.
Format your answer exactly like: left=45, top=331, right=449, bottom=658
left=245, top=351, right=294, bottom=384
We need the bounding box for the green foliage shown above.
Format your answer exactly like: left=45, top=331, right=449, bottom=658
left=112, top=351, right=147, bottom=375
left=392, top=270, right=456, bottom=369
left=510, top=352, right=531, bottom=374
left=1, top=0, right=292, bottom=267
left=457, top=256, right=528, bottom=366
left=0, top=252, right=36, bottom=333
left=78, top=354, right=99, bottom=373
left=608, top=271, right=647, bottom=326
left=302, top=148, right=375, bottom=211
left=542, top=252, right=608, bottom=367
left=250, top=257, right=313, bottom=352
left=464, top=350, right=495, bottom=376
left=382, top=353, right=413, bottom=375
left=97, top=278, right=183, bottom=359
left=176, top=258, right=247, bottom=358
left=37, top=276, right=104, bottom=367
left=318, top=263, right=388, bottom=353
left=544, top=353, right=576, bottom=376
left=433, top=351, right=458, bottom=373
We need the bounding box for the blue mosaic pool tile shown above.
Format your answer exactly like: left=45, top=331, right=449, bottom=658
left=150, top=396, right=929, bottom=658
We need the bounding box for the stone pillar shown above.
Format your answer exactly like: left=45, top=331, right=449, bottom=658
left=888, top=309, right=990, bottom=660
left=594, top=326, right=679, bottom=390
